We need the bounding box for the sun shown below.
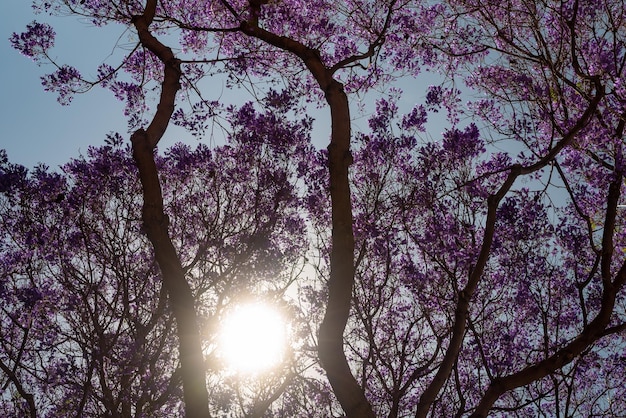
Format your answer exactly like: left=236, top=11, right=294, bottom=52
left=217, top=302, right=287, bottom=374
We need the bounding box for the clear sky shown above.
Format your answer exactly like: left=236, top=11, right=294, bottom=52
left=1, top=1, right=440, bottom=170
left=0, top=1, right=131, bottom=168
left=0, top=1, right=326, bottom=169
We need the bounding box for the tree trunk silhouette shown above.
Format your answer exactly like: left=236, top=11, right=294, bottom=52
left=131, top=2, right=210, bottom=417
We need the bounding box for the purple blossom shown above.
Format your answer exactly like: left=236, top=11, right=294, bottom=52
left=16, top=287, right=43, bottom=309
left=425, top=85, right=443, bottom=110
left=172, top=100, right=221, bottom=137
left=96, top=63, right=116, bottom=88
left=9, top=21, right=55, bottom=60
left=0, top=151, right=28, bottom=194
left=41, top=65, right=84, bottom=105
left=263, top=88, right=296, bottom=110
left=442, top=123, right=484, bottom=160
left=368, top=98, right=398, bottom=133
left=400, top=105, right=427, bottom=131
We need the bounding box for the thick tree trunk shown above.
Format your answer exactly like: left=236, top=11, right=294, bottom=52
left=238, top=22, right=375, bottom=417
left=317, top=80, right=376, bottom=418
left=132, top=131, right=210, bottom=418
left=129, top=2, right=210, bottom=416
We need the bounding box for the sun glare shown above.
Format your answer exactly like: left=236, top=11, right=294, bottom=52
left=217, top=302, right=287, bottom=374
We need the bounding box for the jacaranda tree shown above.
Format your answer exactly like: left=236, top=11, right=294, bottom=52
left=4, top=0, right=626, bottom=416
left=0, top=102, right=319, bottom=417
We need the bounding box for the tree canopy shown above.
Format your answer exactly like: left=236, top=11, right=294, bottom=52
left=3, top=0, right=626, bottom=417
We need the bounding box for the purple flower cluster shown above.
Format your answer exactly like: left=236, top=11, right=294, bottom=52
left=5, top=0, right=626, bottom=416
left=425, top=85, right=443, bottom=110
left=41, top=65, right=84, bottom=105
left=9, top=21, right=55, bottom=60
left=442, top=123, right=484, bottom=160
left=16, top=287, right=43, bottom=309
left=401, top=104, right=427, bottom=131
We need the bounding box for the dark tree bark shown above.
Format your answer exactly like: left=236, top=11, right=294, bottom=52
left=0, top=359, right=36, bottom=418
left=319, top=79, right=375, bottom=418
left=132, top=132, right=210, bottom=418
left=416, top=78, right=606, bottom=418
left=130, top=2, right=210, bottom=417
left=470, top=175, right=626, bottom=417
left=239, top=22, right=376, bottom=418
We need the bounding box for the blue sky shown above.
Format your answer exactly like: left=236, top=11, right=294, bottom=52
left=0, top=1, right=132, bottom=168
left=0, top=1, right=326, bottom=169
left=1, top=1, right=440, bottom=170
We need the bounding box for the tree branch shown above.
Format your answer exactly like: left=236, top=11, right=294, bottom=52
left=470, top=175, right=625, bottom=417
left=239, top=18, right=375, bottom=418
left=130, top=2, right=210, bottom=417
left=0, top=359, right=36, bottom=418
